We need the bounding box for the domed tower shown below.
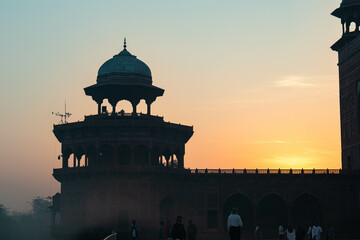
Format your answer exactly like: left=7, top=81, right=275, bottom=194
left=84, top=39, right=164, bottom=116
left=51, top=41, right=193, bottom=240
left=332, top=0, right=360, bottom=170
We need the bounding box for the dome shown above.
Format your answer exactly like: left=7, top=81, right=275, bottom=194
left=97, top=41, right=152, bottom=85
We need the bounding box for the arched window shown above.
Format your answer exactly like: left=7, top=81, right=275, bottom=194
left=86, top=145, right=97, bottom=166
left=151, top=146, right=161, bottom=166
left=291, top=193, right=321, bottom=225
left=134, top=145, right=148, bottom=165
left=99, top=144, right=114, bottom=166
left=117, top=145, right=131, bottom=166
left=223, top=193, right=254, bottom=231
left=257, top=194, right=287, bottom=237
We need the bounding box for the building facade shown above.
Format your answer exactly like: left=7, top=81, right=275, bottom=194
left=50, top=2, right=360, bottom=239
left=332, top=0, right=360, bottom=169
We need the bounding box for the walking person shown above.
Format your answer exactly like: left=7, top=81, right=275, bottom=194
left=227, top=208, right=243, bottom=240
left=279, top=225, right=285, bottom=240
left=158, top=221, right=164, bottom=240
left=255, top=225, right=262, bottom=240
left=164, top=221, right=172, bottom=240
left=286, top=225, right=296, bottom=240
left=130, top=220, right=139, bottom=240
left=172, top=216, right=186, bottom=240
left=187, top=220, right=197, bottom=240
left=325, top=225, right=334, bottom=240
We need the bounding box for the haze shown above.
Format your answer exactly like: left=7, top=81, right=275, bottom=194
left=0, top=0, right=341, bottom=211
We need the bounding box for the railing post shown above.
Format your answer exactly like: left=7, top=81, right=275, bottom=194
left=327, top=168, right=329, bottom=174
left=218, top=168, right=221, bottom=174
left=301, top=168, right=304, bottom=174
left=312, top=168, right=315, bottom=174
left=255, top=168, right=258, bottom=174
left=232, top=168, right=235, bottom=174
left=195, top=168, right=198, bottom=174
left=267, top=168, right=270, bottom=174
left=205, top=168, right=208, bottom=174
left=289, top=168, right=292, bottom=174
left=244, top=168, right=247, bottom=174
left=278, top=168, right=281, bottom=174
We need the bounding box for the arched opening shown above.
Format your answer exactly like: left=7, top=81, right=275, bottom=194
left=68, top=153, right=76, bottom=167
left=257, top=193, right=287, bottom=237
left=117, top=144, right=131, bottom=166
left=151, top=146, right=161, bottom=166
left=87, top=145, right=97, bottom=166
left=350, top=22, right=356, bottom=32
left=291, top=193, right=321, bottom=226
left=75, top=146, right=85, bottom=167
left=163, top=147, right=172, bottom=167
left=101, top=99, right=111, bottom=115
left=134, top=145, right=148, bottom=165
left=99, top=144, right=114, bottom=166
left=62, top=148, right=73, bottom=168
left=137, top=99, right=147, bottom=115
left=159, top=197, right=175, bottom=223
left=116, top=100, right=133, bottom=115
left=223, top=193, right=254, bottom=231
left=174, top=149, right=182, bottom=168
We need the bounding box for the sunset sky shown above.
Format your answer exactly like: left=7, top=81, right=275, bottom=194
left=0, top=0, right=342, bottom=211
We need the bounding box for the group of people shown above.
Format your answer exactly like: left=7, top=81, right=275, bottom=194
left=128, top=216, right=197, bottom=240
left=130, top=211, right=334, bottom=240
left=157, top=216, right=197, bottom=240
left=278, top=223, right=335, bottom=240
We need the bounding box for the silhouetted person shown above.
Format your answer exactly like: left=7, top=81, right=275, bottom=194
left=227, top=208, right=243, bottom=240
left=279, top=224, right=285, bottom=240
left=187, top=220, right=197, bottom=240
left=286, top=225, right=296, bottom=240
left=164, top=221, right=172, bottom=240
left=158, top=221, right=164, bottom=240
left=325, top=225, right=334, bottom=240
left=130, top=220, right=139, bottom=240
left=172, top=216, right=186, bottom=240
left=255, top=225, right=262, bottom=240
left=307, top=223, right=314, bottom=240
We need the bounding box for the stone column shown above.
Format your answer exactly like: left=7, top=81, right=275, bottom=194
left=178, top=154, right=184, bottom=168
left=131, top=99, right=140, bottom=116
left=145, top=99, right=154, bottom=115
left=73, top=154, right=76, bottom=168
left=63, top=154, right=69, bottom=168
left=109, top=99, right=118, bottom=116
left=96, top=99, right=103, bottom=115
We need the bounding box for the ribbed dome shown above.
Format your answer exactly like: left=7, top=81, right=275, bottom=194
left=97, top=43, right=152, bottom=85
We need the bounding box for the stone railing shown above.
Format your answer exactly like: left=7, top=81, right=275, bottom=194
left=190, top=168, right=341, bottom=174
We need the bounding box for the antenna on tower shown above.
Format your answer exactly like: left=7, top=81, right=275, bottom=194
left=52, top=100, right=72, bottom=124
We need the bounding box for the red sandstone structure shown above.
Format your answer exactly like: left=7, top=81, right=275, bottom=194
left=51, top=1, right=360, bottom=239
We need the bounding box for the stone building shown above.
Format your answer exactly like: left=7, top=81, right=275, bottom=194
left=50, top=1, right=360, bottom=239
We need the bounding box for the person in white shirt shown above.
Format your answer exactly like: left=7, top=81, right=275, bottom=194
left=279, top=225, right=284, bottom=240
left=227, top=208, right=243, bottom=240
left=286, top=226, right=296, bottom=240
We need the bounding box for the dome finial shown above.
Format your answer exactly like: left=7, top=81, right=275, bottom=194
left=123, top=37, right=127, bottom=49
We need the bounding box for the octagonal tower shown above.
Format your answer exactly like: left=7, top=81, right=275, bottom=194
left=51, top=40, right=193, bottom=240
left=332, top=0, right=360, bottom=169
